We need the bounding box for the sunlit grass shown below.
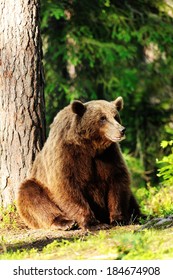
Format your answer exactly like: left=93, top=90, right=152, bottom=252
left=1, top=226, right=173, bottom=260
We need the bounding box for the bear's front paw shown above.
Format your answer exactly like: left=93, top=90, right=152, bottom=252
left=110, top=214, right=128, bottom=226
left=82, top=223, right=110, bottom=231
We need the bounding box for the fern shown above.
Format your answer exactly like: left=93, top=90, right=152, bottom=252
left=157, top=140, right=173, bottom=186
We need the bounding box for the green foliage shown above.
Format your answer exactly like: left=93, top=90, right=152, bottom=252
left=134, top=139, right=173, bottom=218
left=136, top=184, right=173, bottom=217
left=148, top=186, right=173, bottom=216
left=124, top=153, right=146, bottom=187
left=157, top=140, right=173, bottom=186
left=0, top=204, right=18, bottom=230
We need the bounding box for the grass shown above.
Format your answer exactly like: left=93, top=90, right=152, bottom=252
left=1, top=225, right=173, bottom=260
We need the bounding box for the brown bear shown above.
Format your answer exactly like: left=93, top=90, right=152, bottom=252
left=17, top=97, right=141, bottom=230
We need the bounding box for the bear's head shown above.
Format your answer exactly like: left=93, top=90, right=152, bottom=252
left=71, top=97, right=126, bottom=150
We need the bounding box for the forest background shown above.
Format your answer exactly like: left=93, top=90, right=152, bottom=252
left=41, top=0, right=173, bottom=217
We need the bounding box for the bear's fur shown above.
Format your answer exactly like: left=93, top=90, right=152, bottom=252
left=17, top=97, right=141, bottom=230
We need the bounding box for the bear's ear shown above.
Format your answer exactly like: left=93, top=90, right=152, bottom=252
left=112, top=96, right=124, bottom=111
left=71, top=100, right=86, bottom=117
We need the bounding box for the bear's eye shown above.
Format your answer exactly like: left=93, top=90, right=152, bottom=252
left=100, top=116, right=107, bottom=123
left=114, top=115, right=120, bottom=122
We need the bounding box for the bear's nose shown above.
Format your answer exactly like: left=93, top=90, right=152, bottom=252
left=120, top=127, right=126, bottom=136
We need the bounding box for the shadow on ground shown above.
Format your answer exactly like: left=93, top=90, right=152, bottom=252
left=0, top=228, right=89, bottom=254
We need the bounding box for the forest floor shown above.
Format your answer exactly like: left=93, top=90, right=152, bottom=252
left=1, top=220, right=173, bottom=260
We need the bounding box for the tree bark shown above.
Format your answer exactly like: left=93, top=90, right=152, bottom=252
left=0, top=0, right=46, bottom=206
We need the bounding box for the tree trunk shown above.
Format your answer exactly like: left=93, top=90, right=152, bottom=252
left=0, top=0, right=46, bottom=206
